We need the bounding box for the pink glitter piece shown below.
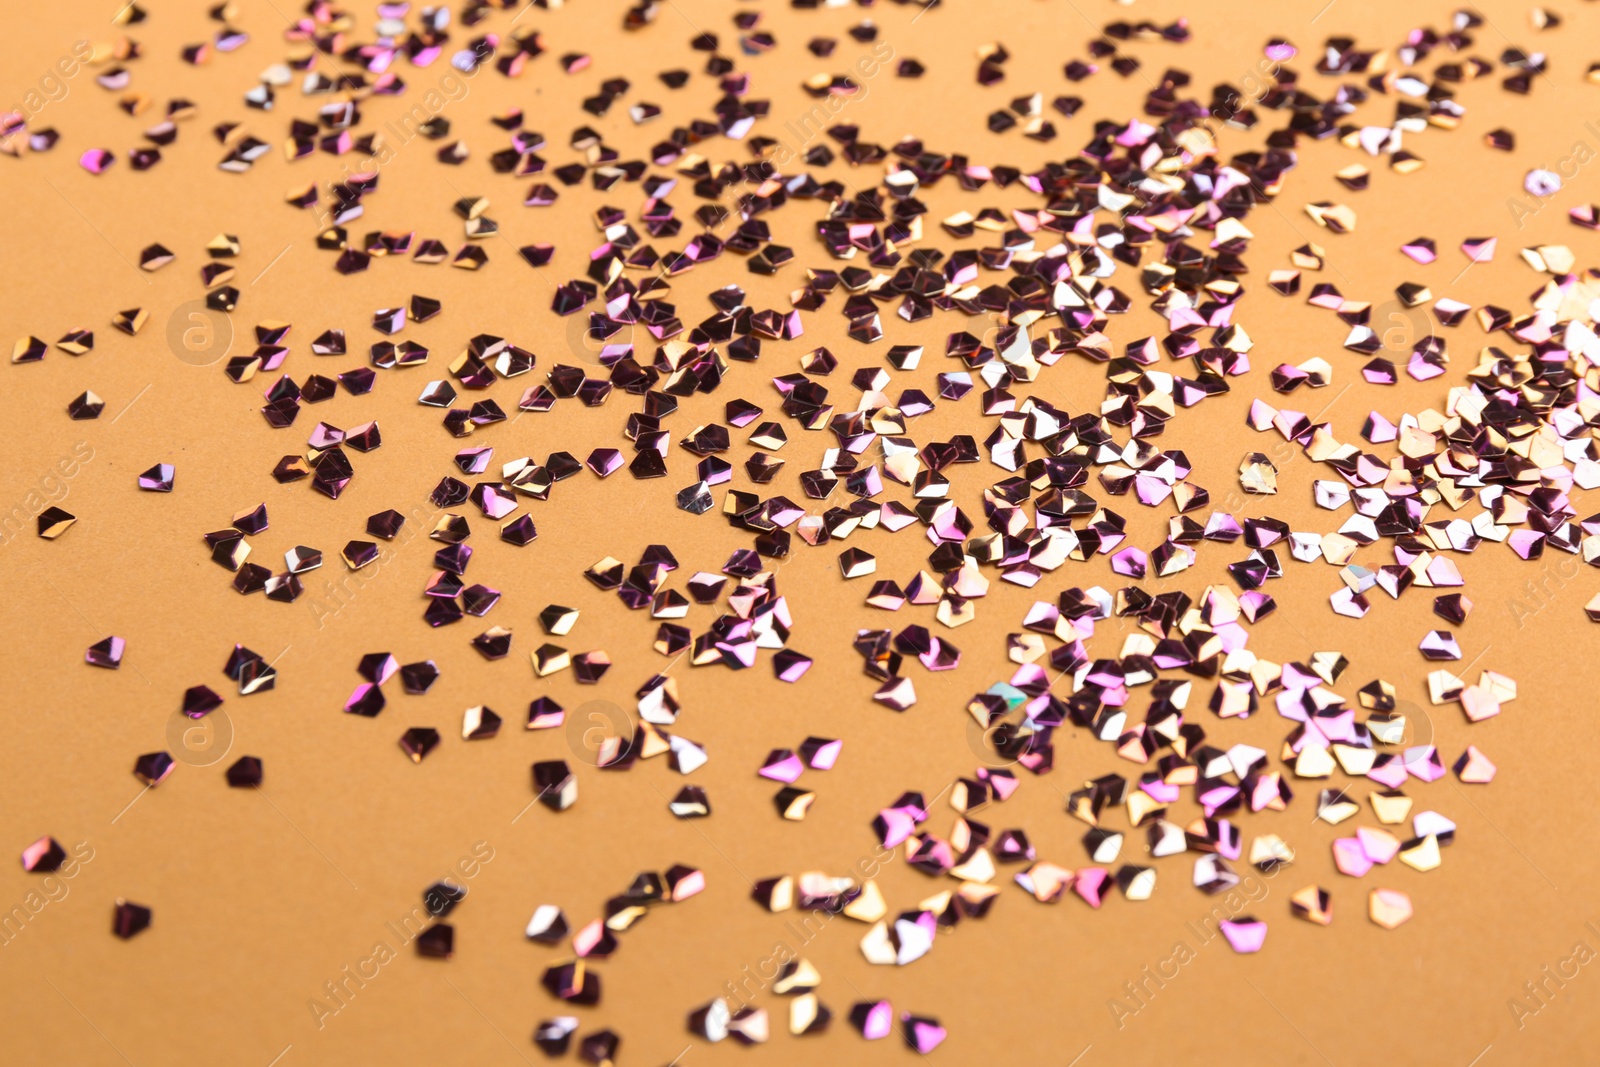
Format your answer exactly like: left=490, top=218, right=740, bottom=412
left=1367, top=756, right=1411, bottom=789
left=1507, top=530, right=1545, bottom=560
left=1460, top=684, right=1501, bottom=722
left=1110, top=547, right=1147, bottom=578
left=1407, top=354, right=1446, bottom=381
left=1400, top=241, right=1437, bottom=264
left=1333, top=838, right=1374, bottom=877
left=902, top=1015, right=947, bottom=1053
left=1220, top=917, right=1268, bottom=953
left=757, top=751, right=805, bottom=783
left=875, top=808, right=917, bottom=849
left=1357, top=827, right=1400, bottom=865
left=1364, top=412, right=1398, bottom=443
left=977, top=767, right=1019, bottom=801
left=1405, top=746, right=1447, bottom=782
left=802, top=738, right=842, bottom=770
left=1073, top=867, right=1110, bottom=908
left=79, top=148, right=114, bottom=174
left=1426, top=557, right=1464, bottom=586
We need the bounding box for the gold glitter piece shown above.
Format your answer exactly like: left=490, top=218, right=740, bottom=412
left=789, top=994, right=826, bottom=1036
left=1238, top=453, right=1278, bottom=494
left=1317, top=790, right=1360, bottom=825
left=1368, top=888, right=1413, bottom=929
left=1294, top=745, right=1335, bottom=778
left=1305, top=202, right=1357, bottom=233
left=1291, top=243, right=1326, bottom=270
left=112, top=308, right=149, bottom=335
left=1250, top=834, right=1295, bottom=871
left=772, top=958, right=821, bottom=995
left=1400, top=835, right=1442, bottom=872
left=37, top=506, right=77, bottom=539
left=843, top=880, right=886, bottom=923
left=1369, top=791, right=1413, bottom=824
left=1291, top=885, right=1333, bottom=926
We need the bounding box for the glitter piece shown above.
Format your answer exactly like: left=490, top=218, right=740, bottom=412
left=526, top=905, right=570, bottom=943
left=138, top=464, right=175, bottom=492
left=399, top=728, right=441, bottom=763
left=901, top=1014, right=947, bottom=1054
left=37, top=507, right=76, bottom=539
left=57, top=329, right=95, bottom=356
left=112, top=900, right=152, bottom=939
left=533, top=760, right=577, bottom=811
left=112, top=308, right=148, bottom=335
left=1291, top=885, right=1333, bottom=925
left=849, top=1000, right=894, bottom=1040
left=225, top=756, right=263, bottom=787
left=21, top=836, right=67, bottom=873
left=416, top=924, right=454, bottom=958
left=463, top=705, right=502, bottom=740
left=1453, top=745, right=1496, bottom=783
left=1368, top=888, right=1413, bottom=929
left=86, top=636, right=125, bottom=669
left=774, top=649, right=813, bottom=682
left=533, top=644, right=571, bottom=676
left=400, top=661, right=439, bottom=694
left=774, top=786, right=816, bottom=820
left=182, top=685, right=223, bottom=718
left=342, top=540, right=380, bottom=569
left=1219, top=917, right=1267, bottom=953
left=69, top=391, right=104, bottom=419
left=671, top=785, right=711, bottom=818
left=473, top=626, right=514, bottom=660
left=134, top=751, right=176, bottom=786
left=1238, top=454, right=1278, bottom=494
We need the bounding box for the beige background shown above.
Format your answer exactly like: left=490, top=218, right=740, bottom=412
left=3, top=0, right=1599, bottom=1064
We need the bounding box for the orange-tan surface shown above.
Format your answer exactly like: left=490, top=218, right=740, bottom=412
left=3, top=1, right=1600, bottom=1065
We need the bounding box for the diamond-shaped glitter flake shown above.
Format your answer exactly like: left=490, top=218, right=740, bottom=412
left=37, top=507, right=76, bottom=539
left=400, top=727, right=441, bottom=762
left=86, top=636, right=125, bottom=669
left=463, top=705, right=503, bottom=739
left=134, top=751, right=176, bottom=785
left=533, top=759, right=577, bottom=811
left=21, top=836, right=68, bottom=873
left=137, top=463, right=175, bottom=491
left=415, top=923, right=454, bottom=958
left=400, top=661, right=440, bottom=694
left=113, top=899, right=152, bottom=938
left=225, top=756, right=263, bottom=787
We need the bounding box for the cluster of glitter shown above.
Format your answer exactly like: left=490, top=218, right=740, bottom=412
left=15, top=0, right=1599, bottom=1057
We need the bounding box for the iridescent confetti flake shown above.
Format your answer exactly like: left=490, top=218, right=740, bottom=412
left=68, top=391, right=104, bottom=420
left=463, top=705, right=502, bottom=740
left=533, top=760, right=577, bottom=811
left=1368, top=888, right=1413, bottom=929
left=138, top=463, right=175, bottom=492
left=37, top=506, right=76, bottom=539
left=21, top=836, right=67, bottom=873
left=225, top=756, right=263, bottom=788
left=86, top=636, right=125, bottom=669
left=400, top=661, right=440, bottom=694
left=133, top=751, right=176, bottom=786
left=400, top=727, right=441, bottom=762
left=415, top=923, right=454, bottom=958
left=112, top=899, right=152, bottom=939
